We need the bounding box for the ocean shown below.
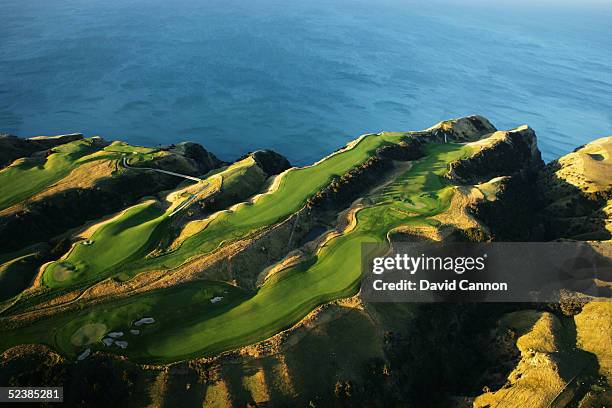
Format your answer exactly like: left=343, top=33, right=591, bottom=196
left=1, top=0, right=611, bottom=164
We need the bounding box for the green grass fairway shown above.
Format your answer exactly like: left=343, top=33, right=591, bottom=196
left=38, top=133, right=405, bottom=291
left=127, top=132, right=406, bottom=274
left=0, top=139, right=103, bottom=210
left=43, top=201, right=168, bottom=288
left=0, top=139, right=165, bottom=212
left=0, top=143, right=469, bottom=364
left=104, top=141, right=157, bottom=155
left=40, top=156, right=268, bottom=289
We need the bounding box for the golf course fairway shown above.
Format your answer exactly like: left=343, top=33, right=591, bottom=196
left=41, top=156, right=268, bottom=288
left=0, top=143, right=469, bottom=364
left=124, top=132, right=408, bottom=273
left=0, top=139, right=103, bottom=211
left=41, top=132, right=407, bottom=290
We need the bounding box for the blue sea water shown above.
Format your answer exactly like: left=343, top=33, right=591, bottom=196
left=1, top=0, right=611, bottom=164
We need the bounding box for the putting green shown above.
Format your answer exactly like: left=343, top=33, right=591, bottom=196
left=43, top=201, right=168, bottom=288
left=0, top=143, right=469, bottom=364
left=70, top=323, right=108, bottom=346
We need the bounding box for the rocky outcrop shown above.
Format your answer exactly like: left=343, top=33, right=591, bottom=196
left=536, top=137, right=611, bottom=240
left=376, top=137, right=424, bottom=161
left=167, top=141, right=222, bottom=174
left=0, top=146, right=224, bottom=252
left=468, top=175, right=541, bottom=241
left=0, top=117, right=609, bottom=408
left=453, top=130, right=611, bottom=242
left=435, top=126, right=544, bottom=241
left=0, top=133, right=84, bottom=169
left=446, top=125, right=544, bottom=184
left=417, top=115, right=497, bottom=143
left=250, top=150, right=292, bottom=176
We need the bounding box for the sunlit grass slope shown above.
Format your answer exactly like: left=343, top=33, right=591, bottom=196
left=0, top=139, right=102, bottom=210
left=40, top=156, right=268, bottom=289
left=127, top=132, right=406, bottom=273
left=0, top=143, right=469, bottom=364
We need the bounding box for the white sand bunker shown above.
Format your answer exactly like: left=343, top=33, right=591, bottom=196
left=115, top=341, right=128, bottom=349
left=107, top=331, right=124, bottom=338
left=210, top=296, right=223, bottom=304
left=133, top=317, right=155, bottom=326
left=77, top=348, right=91, bottom=361
left=53, top=262, right=76, bottom=282
left=81, top=239, right=94, bottom=246
left=71, top=323, right=108, bottom=347
left=102, top=338, right=115, bottom=347
left=130, top=329, right=140, bottom=335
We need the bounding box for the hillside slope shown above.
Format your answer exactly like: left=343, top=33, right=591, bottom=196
left=0, top=117, right=609, bottom=407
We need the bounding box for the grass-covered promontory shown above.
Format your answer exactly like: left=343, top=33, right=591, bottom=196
left=0, top=138, right=103, bottom=211
left=0, top=142, right=469, bottom=363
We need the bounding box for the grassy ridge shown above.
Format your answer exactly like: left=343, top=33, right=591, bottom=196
left=0, top=143, right=469, bottom=363
left=0, top=139, right=166, bottom=213
left=0, top=139, right=103, bottom=211
left=0, top=252, right=43, bottom=302
left=40, top=156, right=269, bottom=289
left=126, top=133, right=406, bottom=274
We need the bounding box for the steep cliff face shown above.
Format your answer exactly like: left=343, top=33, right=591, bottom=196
left=447, top=125, right=544, bottom=184
left=250, top=150, right=292, bottom=176
left=451, top=130, right=611, bottom=242
left=433, top=125, right=545, bottom=241
left=464, top=137, right=612, bottom=408
left=167, top=142, right=223, bottom=175
left=536, top=137, right=612, bottom=240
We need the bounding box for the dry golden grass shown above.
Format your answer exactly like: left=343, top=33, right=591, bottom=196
left=241, top=367, right=270, bottom=404
left=203, top=379, right=231, bottom=408
left=0, top=157, right=117, bottom=216
left=475, top=311, right=566, bottom=408
left=555, top=136, right=611, bottom=194
left=432, top=184, right=486, bottom=232
left=424, top=115, right=496, bottom=141
left=575, top=301, right=612, bottom=382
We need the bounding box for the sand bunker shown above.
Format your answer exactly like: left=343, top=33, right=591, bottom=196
left=102, top=338, right=114, bottom=347
left=77, top=348, right=91, bottom=361
left=134, top=317, right=155, bottom=326
left=210, top=296, right=223, bottom=304
left=70, top=323, right=107, bottom=346
left=115, top=341, right=128, bottom=349
left=107, top=331, right=123, bottom=338
left=130, top=329, right=140, bottom=335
